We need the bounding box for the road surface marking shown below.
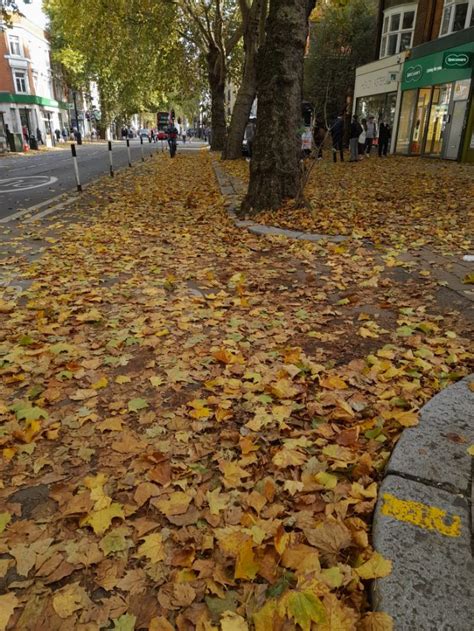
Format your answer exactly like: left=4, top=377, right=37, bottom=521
left=0, top=175, right=58, bottom=193
left=0, top=192, right=68, bottom=223
left=381, top=492, right=461, bottom=537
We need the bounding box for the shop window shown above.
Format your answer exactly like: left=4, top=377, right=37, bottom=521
left=14, top=71, right=28, bottom=94
left=8, top=35, right=21, bottom=56
left=439, top=0, right=474, bottom=36
left=380, top=4, right=417, bottom=59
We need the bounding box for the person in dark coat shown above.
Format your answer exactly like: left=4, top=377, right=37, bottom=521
left=378, top=120, right=391, bottom=157
left=331, top=115, right=344, bottom=163
left=349, top=115, right=363, bottom=162
left=312, top=114, right=325, bottom=159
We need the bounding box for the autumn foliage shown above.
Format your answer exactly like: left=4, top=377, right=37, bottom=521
left=0, top=152, right=472, bottom=630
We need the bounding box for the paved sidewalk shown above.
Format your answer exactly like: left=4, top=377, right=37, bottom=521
left=213, top=160, right=474, bottom=318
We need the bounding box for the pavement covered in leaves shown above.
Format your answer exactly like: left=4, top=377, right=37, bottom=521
left=0, top=151, right=472, bottom=630
left=222, top=156, right=474, bottom=255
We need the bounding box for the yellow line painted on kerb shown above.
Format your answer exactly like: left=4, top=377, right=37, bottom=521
left=381, top=493, right=462, bottom=537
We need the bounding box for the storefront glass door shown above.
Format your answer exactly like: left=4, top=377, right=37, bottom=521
left=411, top=88, right=431, bottom=155
left=424, top=83, right=452, bottom=156
left=396, top=90, right=417, bottom=154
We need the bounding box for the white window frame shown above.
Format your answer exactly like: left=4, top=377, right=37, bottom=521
left=13, top=70, right=28, bottom=94
left=8, top=35, right=22, bottom=56
left=439, top=0, right=474, bottom=36
left=380, top=4, right=417, bottom=59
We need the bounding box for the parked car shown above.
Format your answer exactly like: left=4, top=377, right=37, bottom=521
left=157, top=130, right=168, bottom=140
left=139, top=128, right=149, bottom=139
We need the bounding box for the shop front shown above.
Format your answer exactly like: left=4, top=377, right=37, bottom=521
left=353, top=53, right=406, bottom=152
left=396, top=28, right=473, bottom=161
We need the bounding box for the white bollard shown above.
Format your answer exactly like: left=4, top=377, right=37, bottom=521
left=71, top=143, right=82, bottom=192
left=108, top=140, right=114, bottom=177
left=140, top=136, right=145, bottom=162
left=126, top=137, right=132, bottom=167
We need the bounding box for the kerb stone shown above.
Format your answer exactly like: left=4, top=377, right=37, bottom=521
left=372, top=474, right=473, bottom=631
left=387, top=375, right=474, bottom=494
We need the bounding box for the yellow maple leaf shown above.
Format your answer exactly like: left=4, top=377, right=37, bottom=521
left=356, top=551, right=392, bottom=580
left=253, top=600, right=279, bottom=631
left=206, top=487, right=229, bottom=515
left=52, top=582, right=91, bottom=619
left=92, top=376, right=108, bottom=390
left=219, top=461, right=250, bottom=488
left=234, top=537, right=259, bottom=580
left=80, top=502, right=124, bottom=535
left=358, top=611, right=394, bottom=630
left=320, top=375, right=348, bottom=390
left=136, top=533, right=165, bottom=563
left=0, top=592, right=18, bottom=631
left=153, top=491, right=192, bottom=516
left=272, top=447, right=306, bottom=468
left=221, top=612, right=249, bottom=631
left=269, top=378, right=299, bottom=399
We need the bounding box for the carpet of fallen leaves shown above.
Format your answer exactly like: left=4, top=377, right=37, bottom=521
left=221, top=156, right=474, bottom=254
left=0, top=151, right=472, bottom=631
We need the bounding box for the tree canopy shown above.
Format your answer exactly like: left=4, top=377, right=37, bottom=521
left=44, top=0, right=200, bottom=125
left=304, top=0, right=377, bottom=123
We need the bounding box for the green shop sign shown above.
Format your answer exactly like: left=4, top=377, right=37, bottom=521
left=402, top=44, right=473, bottom=90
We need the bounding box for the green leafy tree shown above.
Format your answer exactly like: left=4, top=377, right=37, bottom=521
left=44, top=0, right=188, bottom=135
left=304, top=0, right=377, bottom=124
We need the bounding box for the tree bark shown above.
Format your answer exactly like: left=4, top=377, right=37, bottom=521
left=207, top=46, right=227, bottom=152
left=223, top=0, right=266, bottom=160
left=241, top=0, right=316, bottom=214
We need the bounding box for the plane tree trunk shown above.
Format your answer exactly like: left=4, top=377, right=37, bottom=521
left=223, top=0, right=266, bottom=160
left=241, top=0, right=315, bottom=213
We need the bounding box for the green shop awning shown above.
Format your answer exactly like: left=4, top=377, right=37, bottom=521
left=0, top=93, right=69, bottom=109
left=401, top=42, right=473, bottom=90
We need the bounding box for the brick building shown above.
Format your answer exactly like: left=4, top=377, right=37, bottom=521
left=353, top=0, right=473, bottom=161
left=0, top=3, right=69, bottom=151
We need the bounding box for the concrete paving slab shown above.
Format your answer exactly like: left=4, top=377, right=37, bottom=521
left=248, top=225, right=303, bottom=238
left=297, top=232, right=349, bottom=243
left=372, top=474, right=473, bottom=631
left=387, top=375, right=474, bottom=494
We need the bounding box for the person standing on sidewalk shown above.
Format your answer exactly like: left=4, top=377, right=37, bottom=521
left=378, top=120, right=391, bottom=157
left=313, top=114, right=325, bottom=159
left=349, top=115, right=362, bottom=162
left=358, top=119, right=367, bottom=159
left=365, top=116, right=377, bottom=156
left=331, top=115, right=344, bottom=163
left=245, top=118, right=256, bottom=158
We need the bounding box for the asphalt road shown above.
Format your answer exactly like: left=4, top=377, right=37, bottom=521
left=0, top=139, right=204, bottom=221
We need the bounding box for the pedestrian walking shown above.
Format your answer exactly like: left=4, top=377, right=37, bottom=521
left=245, top=118, right=256, bottom=158
left=349, top=115, right=362, bottom=162
left=36, top=128, right=43, bottom=145
left=61, top=127, right=68, bottom=142
left=331, top=115, right=344, bottom=163
left=378, top=120, right=391, bottom=157
left=55, top=129, right=61, bottom=142
left=166, top=120, right=178, bottom=158
left=182, top=128, right=186, bottom=144
left=358, top=119, right=367, bottom=158
left=313, top=114, right=325, bottom=159
left=365, top=116, right=377, bottom=156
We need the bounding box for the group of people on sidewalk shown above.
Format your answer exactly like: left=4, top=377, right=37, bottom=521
left=313, top=114, right=391, bottom=163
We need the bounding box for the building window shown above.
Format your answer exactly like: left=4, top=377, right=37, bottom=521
left=380, top=4, right=416, bottom=58
left=440, top=0, right=474, bottom=35
left=8, top=35, right=22, bottom=56
left=14, top=71, right=28, bottom=94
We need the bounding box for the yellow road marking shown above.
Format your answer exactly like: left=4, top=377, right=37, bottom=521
left=381, top=492, right=461, bottom=537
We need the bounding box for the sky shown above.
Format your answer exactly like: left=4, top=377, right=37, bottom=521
left=19, top=0, right=48, bottom=29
